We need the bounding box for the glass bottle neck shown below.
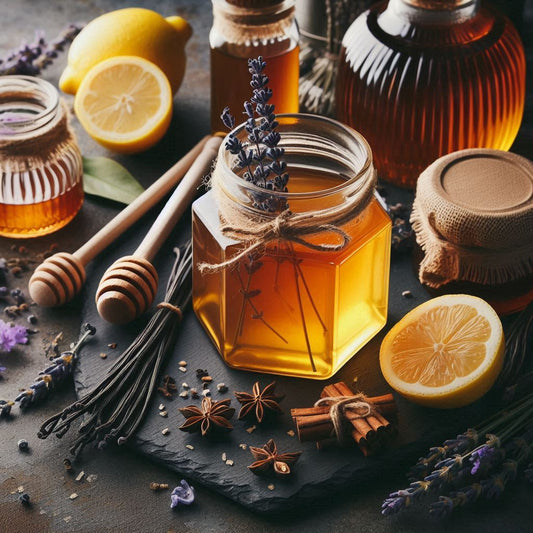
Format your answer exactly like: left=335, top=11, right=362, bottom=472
left=386, top=0, right=479, bottom=24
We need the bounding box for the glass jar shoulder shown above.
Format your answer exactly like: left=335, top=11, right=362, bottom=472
left=343, top=3, right=517, bottom=57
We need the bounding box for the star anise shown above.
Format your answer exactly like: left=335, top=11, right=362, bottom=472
left=234, top=381, right=283, bottom=423
left=178, top=397, right=235, bottom=436
left=248, top=439, right=301, bottom=476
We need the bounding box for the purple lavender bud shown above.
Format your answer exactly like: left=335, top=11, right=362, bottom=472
left=243, top=100, right=254, bottom=118
left=220, top=107, right=235, bottom=129
left=263, top=132, right=281, bottom=148
left=170, top=479, right=195, bottom=508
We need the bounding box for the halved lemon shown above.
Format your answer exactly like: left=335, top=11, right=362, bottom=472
left=74, top=56, right=173, bottom=153
left=379, top=294, right=504, bottom=408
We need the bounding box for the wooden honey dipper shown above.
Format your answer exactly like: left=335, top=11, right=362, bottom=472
left=28, top=136, right=212, bottom=308
left=95, top=135, right=222, bottom=325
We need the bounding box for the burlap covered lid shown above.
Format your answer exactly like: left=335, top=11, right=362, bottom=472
left=411, top=148, right=533, bottom=288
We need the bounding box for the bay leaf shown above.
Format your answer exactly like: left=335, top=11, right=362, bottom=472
left=82, top=156, right=144, bottom=204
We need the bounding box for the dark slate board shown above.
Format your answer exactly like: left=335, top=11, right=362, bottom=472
left=74, top=189, right=501, bottom=514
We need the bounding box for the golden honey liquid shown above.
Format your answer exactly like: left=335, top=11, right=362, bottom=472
left=210, top=45, right=300, bottom=134
left=193, top=172, right=391, bottom=379
left=336, top=4, right=526, bottom=188
left=0, top=181, right=83, bottom=238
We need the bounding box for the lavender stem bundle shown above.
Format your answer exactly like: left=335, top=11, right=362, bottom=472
left=38, top=242, right=192, bottom=457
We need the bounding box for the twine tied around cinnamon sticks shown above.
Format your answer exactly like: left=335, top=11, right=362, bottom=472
left=197, top=159, right=377, bottom=274
left=314, top=393, right=375, bottom=445
left=291, top=382, right=397, bottom=456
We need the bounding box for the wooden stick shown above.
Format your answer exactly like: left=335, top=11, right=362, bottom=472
left=96, top=136, right=222, bottom=324
left=28, top=136, right=213, bottom=308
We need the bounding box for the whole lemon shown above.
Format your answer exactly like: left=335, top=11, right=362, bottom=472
left=59, top=8, right=192, bottom=95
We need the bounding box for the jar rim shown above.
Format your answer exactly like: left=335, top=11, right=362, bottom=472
left=217, top=113, right=374, bottom=202
left=0, top=75, right=60, bottom=135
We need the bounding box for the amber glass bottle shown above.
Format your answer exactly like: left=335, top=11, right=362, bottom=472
left=210, top=0, right=299, bottom=133
left=336, top=0, right=526, bottom=188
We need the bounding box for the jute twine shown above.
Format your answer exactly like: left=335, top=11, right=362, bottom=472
left=198, top=161, right=376, bottom=273
left=0, top=99, right=75, bottom=165
left=315, top=394, right=375, bottom=444
left=212, top=0, right=295, bottom=44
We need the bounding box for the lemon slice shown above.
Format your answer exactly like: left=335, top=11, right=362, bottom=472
left=74, top=56, right=172, bottom=153
left=379, top=294, right=504, bottom=408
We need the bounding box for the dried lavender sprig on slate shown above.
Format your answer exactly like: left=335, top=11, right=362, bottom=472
left=382, top=393, right=533, bottom=517
left=38, top=242, right=193, bottom=457
left=16, top=324, right=95, bottom=410
left=0, top=24, right=82, bottom=76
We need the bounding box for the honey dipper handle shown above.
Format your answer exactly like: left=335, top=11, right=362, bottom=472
left=74, top=136, right=212, bottom=265
left=134, top=136, right=223, bottom=261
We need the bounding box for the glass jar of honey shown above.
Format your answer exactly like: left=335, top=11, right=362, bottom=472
left=210, top=0, right=300, bottom=133
left=192, top=114, right=391, bottom=379
left=0, top=76, right=84, bottom=238
left=336, top=0, right=526, bottom=188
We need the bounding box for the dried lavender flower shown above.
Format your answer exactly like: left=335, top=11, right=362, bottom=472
left=15, top=324, right=95, bottom=410
left=221, top=56, right=289, bottom=213
left=0, top=24, right=82, bottom=76
left=170, top=479, right=195, bottom=508
left=0, top=319, right=27, bottom=352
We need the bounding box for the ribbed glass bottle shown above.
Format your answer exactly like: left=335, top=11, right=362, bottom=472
left=336, top=0, right=526, bottom=188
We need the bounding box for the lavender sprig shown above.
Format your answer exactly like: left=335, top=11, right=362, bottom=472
left=221, top=56, right=289, bottom=212
left=0, top=24, right=82, bottom=76
left=382, top=394, right=533, bottom=518
left=0, top=319, right=27, bottom=352
left=15, top=323, right=95, bottom=410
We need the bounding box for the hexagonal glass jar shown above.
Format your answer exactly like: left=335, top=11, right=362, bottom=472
left=192, top=114, right=391, bottom=379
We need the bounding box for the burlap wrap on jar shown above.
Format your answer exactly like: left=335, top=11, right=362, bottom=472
left=411, top=148, right=533, bottom=289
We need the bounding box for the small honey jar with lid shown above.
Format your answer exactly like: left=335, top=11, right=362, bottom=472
left=411, top=148, right=533, bottom=315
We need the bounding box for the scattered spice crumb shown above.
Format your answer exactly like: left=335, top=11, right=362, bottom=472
left=149, top=482, right=169, bottom=491
left=86, top=475, right=97, bottom=483
left=63, top=516, right=72, bottom=523
left=196, top=368, right=209, bottom=378
left=286, top=430, right=295, bottom=437
left=185, top=444, right=194, bottom=450
left=69, top=493, right=78, bottom=500
left=239, top=443, right=248, bottom=450
left=267, top=484, right=275, bottom=491
left=63, top=458, right=73, bottom=471
left=179, top=391, right=189, bottom=399
left=159, top=411, right=168, bottom=417
left=159, top=403, right=165, bottom=411
left=201, top=376, right=213, bottom=383
left=401, top=290, right=413, bottom=298
left=162, top=428, right=170, bottom=436
left=179, top=360, right=187, bottom=366
left=246, top=425, right=257, bottom=434
left=99, top=352, right=107, bottom=359
left=202, top=389, right=211, bottom=397
left=17, top=438, right=29, bottom=451
left=17, top=486, right=24, bottom=494
left=75, top=471, right=85, bottom=482
left=226, top=459, right=234, bottom=466
left=221, top=452, right=227, bottom=462
left=19, top=493, right=31, bottom=505
left=182, top=382, right=189, bottom=390
left=107, top=343, right=117, bottom=349
left=27, top=314, right=37, bottom=325
left=178, top=366, right=187, bottom=373
left=202, top=382, right=210, bottom=390
left=190, top=388, right=199, bottom=398
left=217, top=383, right=228, bottom=393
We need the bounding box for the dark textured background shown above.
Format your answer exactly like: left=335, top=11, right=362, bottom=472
left=0, top=1, right=532, bottom=532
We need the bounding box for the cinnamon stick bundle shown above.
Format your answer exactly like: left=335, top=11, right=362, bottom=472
left=291, top=382, right=397, bottom=455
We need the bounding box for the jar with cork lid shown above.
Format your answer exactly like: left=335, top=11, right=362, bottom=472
left=411, top=148, right=533, bottom=316
left=210, top=0, right=299, bottom=133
